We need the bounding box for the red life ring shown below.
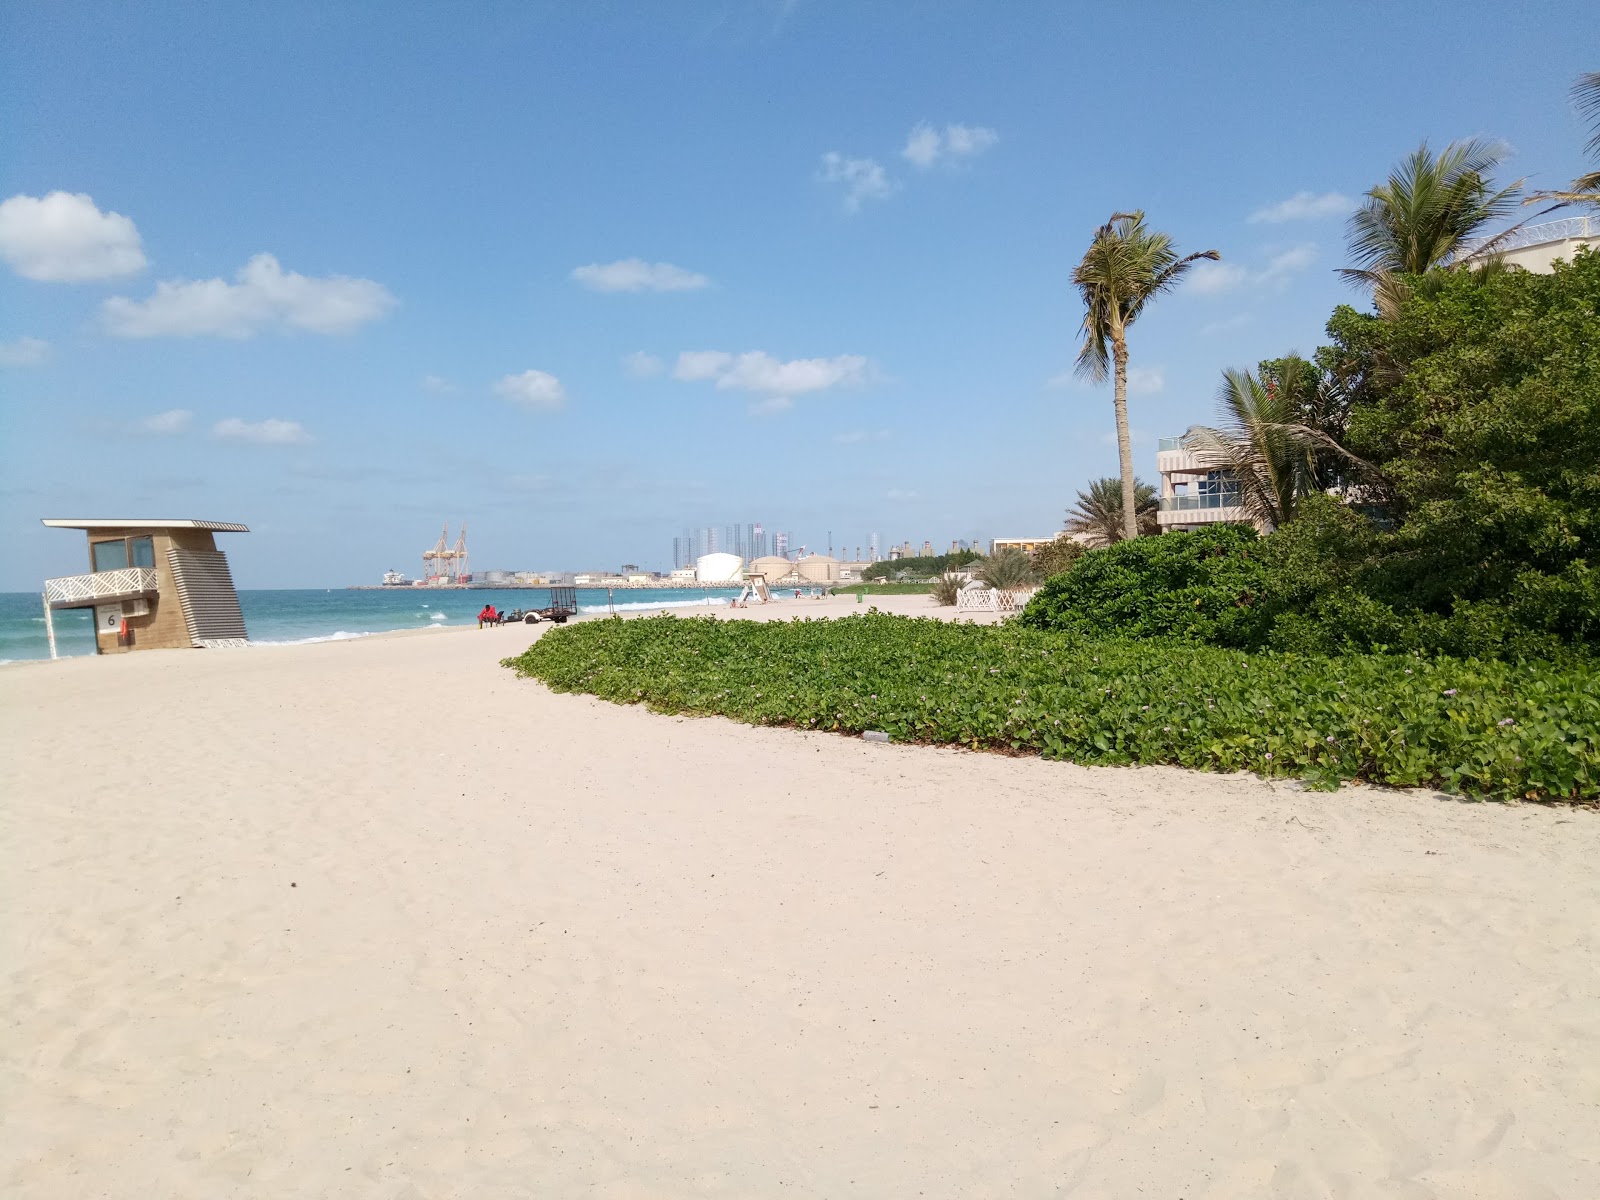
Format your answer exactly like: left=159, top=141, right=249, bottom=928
left=118, top=618, right=128, bottom=639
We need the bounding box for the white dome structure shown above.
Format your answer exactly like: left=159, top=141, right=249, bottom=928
left=695, top=552, right=745, bottom=584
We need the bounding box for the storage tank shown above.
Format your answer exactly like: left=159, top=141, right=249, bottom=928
left=794, top=554, right=841, bottom=583
left=746, top=555, right=793, bottom=582
left=695, top=552, right=745, bottom=583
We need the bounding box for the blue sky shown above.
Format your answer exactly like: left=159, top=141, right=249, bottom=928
left=2, top=1, right=1595, bottom=588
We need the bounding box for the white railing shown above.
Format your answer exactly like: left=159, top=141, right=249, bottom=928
left=1159, top=494, right=1241, bottom=512
left=44, top=566, right=158, bottom=606
left=1456, top=216, right=1596, bottom=260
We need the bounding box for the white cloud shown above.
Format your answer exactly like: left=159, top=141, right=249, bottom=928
left=748, top=396, right=793, bottom=416
left=1199, top=314, right=1254, bottom=336
left=213, top=417, right=311, bottom=445
left=133, top=408, right=192, bottom=435
left=672, top=349, right=871, bottom=397
left=102, top=253, right=396, bottom=338
left=0, top=335, right=50, bottom=366
left=623, top=351, right=664, bottom=378
left=1186, top=245, right=1316, bottom=295
left=0, top=191, right=146, bottom=281
left=494, top=369, right=566, bottom=411
left=570, top=259, right=711, bottom=293
left=833, top=428, right=891, bottom=444
left=819, top=152, right=894, bottom=210
left=887, top=488, right=919, bottom=501
left=1249, top=191, right=1353, bottom=224
left=420, top=374, right=458, bottom=394
left=1185, top=260, right=1252, bottom=295
left=1259, top=243, right=1318, bottom=283
left=1127, top=366, right=1164, bottom=396
left=902, top=122, right=999, bottom=169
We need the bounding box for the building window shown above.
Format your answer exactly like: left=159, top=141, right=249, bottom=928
left=1197, top=470, right=1241, bottom=504
left=130, top=536, right=155, bottom=568
left=92, top=540, right=129, bottom=571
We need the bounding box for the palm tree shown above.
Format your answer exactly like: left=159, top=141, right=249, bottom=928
left=930, top=573, right=963, bottom=606
left=1065, top=476, right=1158, bottom=547
left=1073, top=212, right=1220, bottom=540
left=1526, top=72, right=1600, bottom=209
left=1183, top=363, right=1380, bottom=533
left=975, top=549, right=1038, bottom=590
left=1342, top=139, right=1523, bottom=316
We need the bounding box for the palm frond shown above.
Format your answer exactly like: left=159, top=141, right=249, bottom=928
left=1575, top=71, right=1600, bottom=159
left=1344, top=139, right=1522, bottom=286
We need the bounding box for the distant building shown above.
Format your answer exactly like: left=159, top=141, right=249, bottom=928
left=668, top=567, right=696, bottom=582
left=990, top=536, right=1067, bottom=555
left=40, top=518, right=249, bottom=656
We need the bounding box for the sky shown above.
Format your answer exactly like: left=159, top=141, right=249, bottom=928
left=2, top=1, right=1595, bottom=588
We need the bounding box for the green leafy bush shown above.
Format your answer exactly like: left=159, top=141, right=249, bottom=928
left=1020, top=525, right=1273, bottom=646
left=503, top=614, right=1598, bottom=801
left=861, top=550, right=978, bottom=582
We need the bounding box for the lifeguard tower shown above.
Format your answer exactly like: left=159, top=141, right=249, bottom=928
left=40, top=518, right=250, bottom=657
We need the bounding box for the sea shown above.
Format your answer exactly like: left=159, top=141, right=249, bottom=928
left=0, top=587, right=743, bottom=663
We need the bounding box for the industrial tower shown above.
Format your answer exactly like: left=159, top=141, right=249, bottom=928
left=422, top=522, right=470, bottom=584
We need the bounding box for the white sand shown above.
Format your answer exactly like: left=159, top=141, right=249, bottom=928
left=3, top=606, right=1598, bottom=1198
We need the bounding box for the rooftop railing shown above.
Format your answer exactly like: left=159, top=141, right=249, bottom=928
left=1157, top=436, right=1187, bottom=451
left=1455, top=216, right=1596, bottom=260
left=44, top=566, right=159, bottom=607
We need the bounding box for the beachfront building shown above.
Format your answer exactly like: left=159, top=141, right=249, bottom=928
left=40, top=518, right=250, bottom=657
left=1155, top=438, right=1249, bottom=531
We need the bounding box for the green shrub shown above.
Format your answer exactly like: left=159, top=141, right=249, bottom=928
left=503, top=614, right=1599, bottom=801
left=929, top=573, right=963, bottom=605
left=1020, top=525, right=1273, bottom=647
left=1030, top=534, right=1086, bottom=579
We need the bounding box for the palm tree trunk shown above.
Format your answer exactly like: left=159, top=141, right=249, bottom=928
left=1112, top=338, right=1139, bottom=540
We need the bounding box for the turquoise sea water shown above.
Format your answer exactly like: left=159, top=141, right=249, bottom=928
left=0, top=587, right=742, bottom=663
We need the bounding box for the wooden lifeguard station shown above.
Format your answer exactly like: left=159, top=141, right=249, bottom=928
left=40, top=519, right=250, bottom=657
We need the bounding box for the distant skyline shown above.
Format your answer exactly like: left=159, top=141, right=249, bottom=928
left=2, top=2, right=1595, bottom=588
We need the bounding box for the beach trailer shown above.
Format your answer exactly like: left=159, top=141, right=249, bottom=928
left=524, top=586, right=578, bottom=624
left=40, top=518, right=251, bottom=657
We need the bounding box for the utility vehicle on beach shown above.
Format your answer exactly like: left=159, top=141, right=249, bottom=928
left=523, top=587, right=578, bottom=624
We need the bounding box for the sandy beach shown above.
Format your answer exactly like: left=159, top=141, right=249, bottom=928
left=3, top=603, right=1598, bottom=1198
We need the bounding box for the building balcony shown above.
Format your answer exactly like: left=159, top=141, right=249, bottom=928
left=1156, top=495, right=1248, bottom=526
left=44, top=566, right=159, bottom=609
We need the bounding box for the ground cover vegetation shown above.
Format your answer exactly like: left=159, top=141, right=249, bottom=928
left=504, top=614, right=1598, bottom=801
